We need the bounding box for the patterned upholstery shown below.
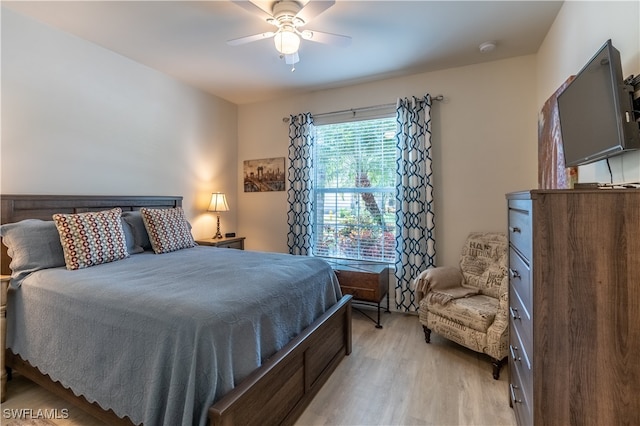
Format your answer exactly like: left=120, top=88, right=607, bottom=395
left=140, top=207, right=196, bottom=254
left=53, top=208, right=128, bottom=270
left=426, top=294, right=498, bottom=332
left=417, top=232, right=509, bottom=377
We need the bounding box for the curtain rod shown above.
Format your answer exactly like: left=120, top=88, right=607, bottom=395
left=283, top=94, right=444, bottom=123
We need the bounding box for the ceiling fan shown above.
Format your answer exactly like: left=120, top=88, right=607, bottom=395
left=228, top=0, right=351, bottom=70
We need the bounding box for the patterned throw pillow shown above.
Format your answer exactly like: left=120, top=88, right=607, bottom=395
left=140, top=207, right=195, bottom=254
left=53, top=208, right=129, bottom=270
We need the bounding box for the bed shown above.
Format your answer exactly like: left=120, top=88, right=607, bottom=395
left=0, top=194, right=352, bottom=426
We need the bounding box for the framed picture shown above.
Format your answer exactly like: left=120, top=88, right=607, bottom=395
left=243, top=157, right=286, bottom=192
left=538, top=76, right=577, bottom=189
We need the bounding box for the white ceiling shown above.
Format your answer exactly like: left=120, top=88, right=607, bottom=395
left=3, top=0, right=563, bottom=105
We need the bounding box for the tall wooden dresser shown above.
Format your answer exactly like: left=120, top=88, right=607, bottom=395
left=506, top=189, right=640, bottom=426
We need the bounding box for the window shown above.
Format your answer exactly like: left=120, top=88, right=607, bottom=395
left=313, top=114, right=396, bottom=262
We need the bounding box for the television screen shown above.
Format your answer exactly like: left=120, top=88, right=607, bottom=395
left=557, top=39, right=640, bottom=167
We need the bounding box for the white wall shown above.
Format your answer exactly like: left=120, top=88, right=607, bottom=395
left=537, top=0, right=640, bottom=184
left=10, top=1, right=635, bottom=267
left=238, top=55, right=539, bottom=267
left=1, top=8, right=239, bottom=239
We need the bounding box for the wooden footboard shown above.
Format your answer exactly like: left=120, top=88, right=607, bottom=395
left=209, top=294, right=352, bottom=426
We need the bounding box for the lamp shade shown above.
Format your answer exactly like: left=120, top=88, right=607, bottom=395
left=274, top=28, right=300, bottom=55
left=208, top=193, right=229, bottom=212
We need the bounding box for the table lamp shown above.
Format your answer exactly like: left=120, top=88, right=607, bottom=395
left=208, top=192, right=229, bottom=239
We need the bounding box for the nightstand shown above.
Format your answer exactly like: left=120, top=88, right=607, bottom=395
left=196, top=236, right=245, bottom=250
left=325, top=260, right=390, bottom=328
left=1, top=275, right=10, bottom=402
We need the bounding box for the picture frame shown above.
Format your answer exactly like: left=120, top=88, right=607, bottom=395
left=243, top=157, right=286, bottom=192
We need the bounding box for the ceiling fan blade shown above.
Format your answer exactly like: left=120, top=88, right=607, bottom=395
left=300, top=29, right=351, bottom=47
left=231, top=0, right=274, bottom=22
left=227, top=31, right=276, bottom=46
left=295, top=0, right=335, bottom=25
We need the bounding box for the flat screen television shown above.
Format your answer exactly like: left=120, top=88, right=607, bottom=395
left=557, top=39, right=640, bottom=167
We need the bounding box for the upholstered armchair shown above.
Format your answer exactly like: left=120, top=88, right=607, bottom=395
left=414, top=232, right=509, bottom=379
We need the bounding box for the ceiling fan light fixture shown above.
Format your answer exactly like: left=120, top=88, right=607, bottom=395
left=284, top=52, right=299, bottom=65
left=274, top=28, right=300, bottom=55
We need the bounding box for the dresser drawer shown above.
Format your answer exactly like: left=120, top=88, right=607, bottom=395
left=510, top=349, right=533, bottom=426
left=508, top=201, right=532, bottom=260
left=509, top=247, right=532, bottom=316
left=510, top=316, right=533, bottom=425
left=509, top=278, right=532, bottom=352
left=510, top=315, right=532, bottom=377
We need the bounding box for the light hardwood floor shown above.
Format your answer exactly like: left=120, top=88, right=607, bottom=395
left=2, top=310, right=516, bottom=426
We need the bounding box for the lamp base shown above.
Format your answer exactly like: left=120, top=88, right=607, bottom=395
left=213, top=214, right=223, bottom=239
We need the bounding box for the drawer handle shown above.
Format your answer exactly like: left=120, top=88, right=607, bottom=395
left=510, top=345, right=521, bottom=362
left=510, top=384, right=522, bottom=404
left=509, top=226, right=521, bottom=234
left=509, top=269, right=521, bottom=279
left=509, top=307, right=521, bottom=320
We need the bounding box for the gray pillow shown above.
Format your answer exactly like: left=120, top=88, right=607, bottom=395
left=121, top=218, right=144, bottom=255
left=122, top=210, right=152, bottom=251
left=0, top=219, right=65, bottom=287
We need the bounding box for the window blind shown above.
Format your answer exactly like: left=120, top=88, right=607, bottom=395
left=313, top=115, right=396, bottom=262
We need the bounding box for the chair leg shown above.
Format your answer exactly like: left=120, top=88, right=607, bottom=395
left=422, top=326, right=431, bottom=343
left=492, top=357, right=506, bottom=380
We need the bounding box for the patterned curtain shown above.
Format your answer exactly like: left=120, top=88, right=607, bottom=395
left=394, top=95, right=436, bottom=312
left=287, top=113, right=315, bottom=255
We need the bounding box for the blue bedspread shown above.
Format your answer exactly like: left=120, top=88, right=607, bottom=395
left=6, top=247, right=341, bottom=425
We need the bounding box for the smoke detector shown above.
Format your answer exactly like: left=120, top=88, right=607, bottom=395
left=479, top=41, right=497, bottom=53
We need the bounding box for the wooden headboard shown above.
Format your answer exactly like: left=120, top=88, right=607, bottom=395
left=1, top=195, right=182, bottom=275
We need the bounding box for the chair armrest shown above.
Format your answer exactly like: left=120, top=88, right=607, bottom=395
left=486, top=290, right=510, bottom=359
left=427, top=266, right=463, bottom=287
left=413, top=266, right=463, bottom=302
